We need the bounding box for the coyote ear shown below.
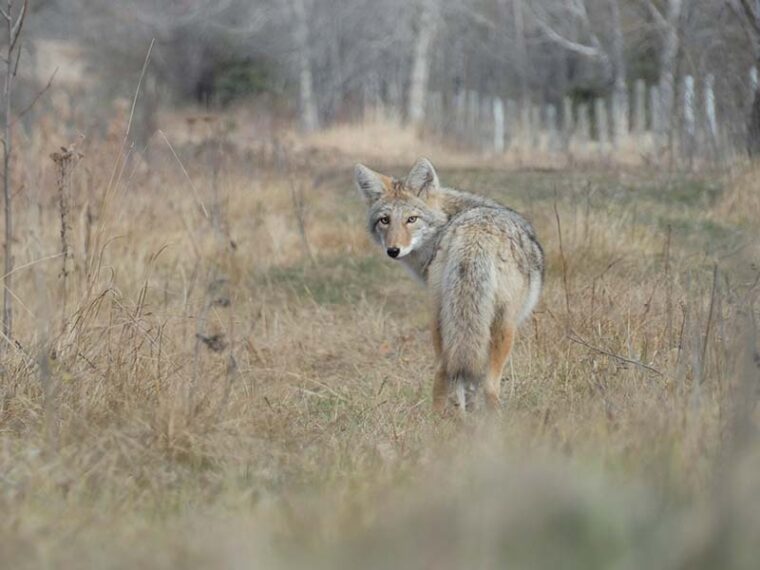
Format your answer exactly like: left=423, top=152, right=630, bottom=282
left=354, top=163, right=385, bottom=205
left=405, top=157, right=439, bottom=197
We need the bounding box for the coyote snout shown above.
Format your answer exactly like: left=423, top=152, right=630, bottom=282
left=355, top=158, right=544, bottom=414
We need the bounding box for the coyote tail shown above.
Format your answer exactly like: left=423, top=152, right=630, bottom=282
left=440, top=248, right=497, bottom=409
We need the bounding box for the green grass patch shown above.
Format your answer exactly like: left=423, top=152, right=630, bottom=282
left=258, top=255, right=394, bottom=305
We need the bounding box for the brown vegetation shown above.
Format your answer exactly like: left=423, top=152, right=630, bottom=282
left=0, top=109, right=759, bottom=568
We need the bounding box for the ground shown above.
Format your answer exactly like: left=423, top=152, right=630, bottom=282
left=1, top=122, right=759, bottom=569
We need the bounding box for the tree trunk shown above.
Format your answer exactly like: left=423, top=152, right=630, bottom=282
left=407, top=0, right=437, bottom=126
left=609, top=0, right=628, bottom=144
left=658, top=0, right=683, bottom=137
left=3, top=8, right=15, bottom=345
left=292, top=0, right=318, bottom=132
left=749, top=81, right=760, bottom=157
left=747, top=2, right=760, bottom=156
left=512, top=0, right=530, bottom=139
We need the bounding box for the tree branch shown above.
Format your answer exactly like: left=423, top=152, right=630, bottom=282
left=11, top=37, right=20, bottom=77
left=533, top=16, right=605, bottom=59
left=726, top=0, right=760, bottom=45
left=568, top=330, right=665, bottom=377
left=738, top=0, right=760, bottom=35
left=640, top=0, right=668, bottom=28
left=13, top=67, right=56, bottom=122
left=530, top=0, right=608, bottom=60
left=9, top=0, right=27, bottom=52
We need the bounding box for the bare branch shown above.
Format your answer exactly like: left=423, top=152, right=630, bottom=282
left=123, top=0, right=237, bottom=33
left=530, top=0, right=608, bottom=60
left=568, top=331, right=665, bottom=377
left=9, top=0, right=27, bottom=52
left=636, top=0, right=667, bottom=28
left=448, top=3, right=498, bottom=31
left=533, top=15, right=605, bottom=59
left=14, top=67, right=57, bottom=121
left=11, top=37, right=20, bottom=76
left=727, top=0, right=760, bottom=43
left=738, top=0, right=760, bottom=35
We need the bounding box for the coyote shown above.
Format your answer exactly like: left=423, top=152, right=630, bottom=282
left=354, top=158, right=544, bottom=413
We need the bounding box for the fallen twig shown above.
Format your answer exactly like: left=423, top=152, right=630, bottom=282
left=568, top=330, right=664, bottom=377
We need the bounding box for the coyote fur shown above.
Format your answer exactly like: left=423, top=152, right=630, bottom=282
left=355, top=158, right=544, bottom=413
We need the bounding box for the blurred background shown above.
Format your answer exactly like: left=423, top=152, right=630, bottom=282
left=17, top=0, right=760, bottom=163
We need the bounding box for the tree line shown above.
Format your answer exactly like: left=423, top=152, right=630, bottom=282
left=23, top=0, right=760, bottom=155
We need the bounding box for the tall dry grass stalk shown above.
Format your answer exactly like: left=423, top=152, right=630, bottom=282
left=275, top=141, right=315, bottom=265
left=50, top=145, right=81, bottom=332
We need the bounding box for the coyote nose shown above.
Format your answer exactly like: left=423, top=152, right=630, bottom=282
left=386, top=247, right=400, bottom=258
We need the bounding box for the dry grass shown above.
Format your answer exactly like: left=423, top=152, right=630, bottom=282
left=0, top=117, right=759, bottom=569
left=298, top=117, right=666, bottom=171
left=715, top=162, right=760, bottom=226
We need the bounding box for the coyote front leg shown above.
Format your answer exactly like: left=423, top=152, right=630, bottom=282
left=431, top=318, right=449, bottom=413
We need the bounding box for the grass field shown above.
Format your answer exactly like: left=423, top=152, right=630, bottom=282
left=1, top=122, right=759, bottom=569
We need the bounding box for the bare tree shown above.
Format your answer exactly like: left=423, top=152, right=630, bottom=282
left=75, top=0, right=274, bottom=105
left=292, top=0, right=319, bottom=132
left=407, top=0, right=438, bottom=125
left=1, top=0, right=27, bottom=347
left=530, top=0, right=613, bottom=83
left=512, top=0, right=529, bottom=106
left=608, top=0, right=628, bottom=142
left=531, top=1, right=610, bottom=64
left=730, top=0, right=760, bottom=155
left=643, top=0, right=687, bottom=137
left=31, top=0, right=760, bottom=159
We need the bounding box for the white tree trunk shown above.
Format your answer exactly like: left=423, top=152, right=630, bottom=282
left=562, top=96, right=573, bottom=149
left=493, top=96, right=505, bottom=153
left=649, top=85, right=662, bottom=133
left=293, top=0, right=318, bottom=132
left=595, top=98, right=609, bottom=150
left=513, top=0, right=529, bottom=104
left=609, top=0, right=628, bottom=143
left=704, top=74, right=718, bottom=143
left=530, top=103, right=540, bottom=148
left=658, top=0, right=684, bottom=136
left=546, top=104, right=559, bottom=151
left=407, top=0, right=437, bottom=126
left=682, top=75, right=696, bottom=160
left=633, top=79, right=646, bottom=133
left=467, top=90, right=480, bottom=146
left=577, top=103, right=591, bottom=142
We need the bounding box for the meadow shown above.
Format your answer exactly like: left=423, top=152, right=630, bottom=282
left=1, top=115, right=759, bottom=569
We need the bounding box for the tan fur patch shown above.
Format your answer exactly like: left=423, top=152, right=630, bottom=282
left=379, top=175, right=407, bottom=198
left=386, top=218, right=411, bottom=248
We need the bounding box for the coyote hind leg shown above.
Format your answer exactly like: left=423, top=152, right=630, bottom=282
left=432, top=365, right=449, bottom=413
left=484, top=324, right=515, bottom=411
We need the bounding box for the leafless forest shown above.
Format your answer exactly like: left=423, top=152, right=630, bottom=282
left=17, top=1, right=760, bottom=158
left=1, top=1, right=760, bottom=568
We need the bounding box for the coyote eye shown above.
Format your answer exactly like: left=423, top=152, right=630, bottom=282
left=407, top=216, right=418, bottom=224
left=378, top=216, right=390, bottom=226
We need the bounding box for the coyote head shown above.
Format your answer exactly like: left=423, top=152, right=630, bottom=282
left=354, top=158, right=446, bottom=259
